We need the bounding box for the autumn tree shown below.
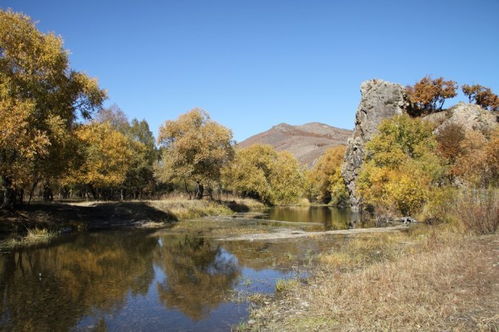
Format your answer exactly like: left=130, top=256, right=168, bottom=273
left=0, top=10, right=105, bottom=208
left=63, top=122, right=140, bottom=198
left=95, top=105, right=158, bottom=198
left=155, top=109, right=234, bottom=199
left=306, top=146, right=347, bottom=205
left=222, top=145, right=305, bottom=205
left=95, top=104, right=130, bottom=133
left=462, top=84, right=498, bottom=111
left=452, top=128, right=499, bottom=187
left=435, top=123, right=466, bottom=165
left=357, top=115, right=446, bottom=216
left=406, top=76, right=457, bottom=115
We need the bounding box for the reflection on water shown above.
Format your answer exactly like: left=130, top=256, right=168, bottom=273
left=155, top=236, right=240, bottom=320
left=0, top=229, right=335, bottom=331
left=266, top=206, right=353, bottom=230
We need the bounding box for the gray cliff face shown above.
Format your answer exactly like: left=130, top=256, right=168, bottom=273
left=342, top=79, right=408, bottom=210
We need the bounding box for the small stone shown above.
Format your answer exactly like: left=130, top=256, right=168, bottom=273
left=248, top=319, right=256, bottom=325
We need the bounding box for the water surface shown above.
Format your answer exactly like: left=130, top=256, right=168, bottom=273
left=0, top=214, right=346, bottom=331
left=265, top=206, right=354, bottom=230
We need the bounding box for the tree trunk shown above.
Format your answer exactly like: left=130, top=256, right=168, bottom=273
left=28, top=179, right=40, bottom=205
left=89, top=185, right=98, bottom=200
left=42, top=183, right=53, bottom=201
left=1, top=176, right=16, bottom=210
left=195, top=182, right=204, bottom=200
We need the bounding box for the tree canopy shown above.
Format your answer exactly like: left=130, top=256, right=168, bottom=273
left=462, top=84, right=498, bottom=111
left=357, top=115, right=446, bottom=216
left=406, top=76, right=457, bottom=115
left=63, top=122, right=141, bottom=197
left=222, top=144, right=304, bottom=205
left=0, top=9, right=105, bottom=207
left=155, top=109, right=234, bottom=199
left=306, top=145, right=348, bottom=205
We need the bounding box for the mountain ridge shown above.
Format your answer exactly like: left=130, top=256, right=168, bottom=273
left=238, top=122, right=352, bottom=167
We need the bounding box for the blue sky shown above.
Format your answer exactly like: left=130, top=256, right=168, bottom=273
left=2, top=0, right=498, bottom=142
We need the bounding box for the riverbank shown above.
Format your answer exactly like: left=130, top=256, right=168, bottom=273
left=0, top=198, right=265, bottom=247
left=238, top=226, right=499, bottom=331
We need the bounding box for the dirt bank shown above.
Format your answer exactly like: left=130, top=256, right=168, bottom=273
left=0, top=198, right=263, bottom=236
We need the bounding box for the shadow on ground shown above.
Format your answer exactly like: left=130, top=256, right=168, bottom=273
left=0, top=202, right=177, bottom=235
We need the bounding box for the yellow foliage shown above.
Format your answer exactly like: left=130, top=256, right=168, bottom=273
left=454, top=128, right=499, bottom=187
left=0, top=83, right=49, bottom=187
left=155, top=109, right=233, bottom=192
left=222, top=145, right=304, bottom=205
left=0, top=9, right=105, bottom=205
left=357, top=115, right=445, bottom=216
left=64, top=122, right=141, bottom=189
left=306, top=146, right=347, bottom=205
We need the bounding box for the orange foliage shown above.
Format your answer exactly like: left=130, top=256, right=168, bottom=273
left=406, top=76, right=457, bottom=114
left=462, top=84, right=499, bottom=111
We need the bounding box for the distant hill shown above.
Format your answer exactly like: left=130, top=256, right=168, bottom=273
left=238, top=122, right=353, bottom=167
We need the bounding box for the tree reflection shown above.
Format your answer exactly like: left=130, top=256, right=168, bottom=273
left=0, top=231, right=157, bottom=331
left=154, top=236, right=240, bottom=320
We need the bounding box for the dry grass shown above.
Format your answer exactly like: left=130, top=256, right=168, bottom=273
left=316, top=233, right=407, bottom=269
left=0, top=228, right=58, bottom=249
left=453, top=189, right=499, bottom=235
left=227, top=197, right=267, bottom=210
left=148, top=199, right=233, bottom=220
left=245, top=230, right=499, bottom=331
left=71, top=197, right=265, bottom=220
left=275, top=279, right=301, bottom=293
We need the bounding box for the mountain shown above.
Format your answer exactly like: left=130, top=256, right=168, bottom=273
left=238, top=122, right=353, bottom=167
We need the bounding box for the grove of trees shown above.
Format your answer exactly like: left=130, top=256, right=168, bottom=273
left=0, top=8, right=308, bottom=208
left=0, top=10, right=105, bottom=208
left=222, top=144, right=305, bottom=205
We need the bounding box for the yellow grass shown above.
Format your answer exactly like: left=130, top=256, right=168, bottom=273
left=0, top=228, right=57, bottom=249
left=244, top=230, right=499, bottom=331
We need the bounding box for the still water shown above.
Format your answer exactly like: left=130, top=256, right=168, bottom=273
left=265, top=206, right=354, bottom=230
left=0, top=207, right=350, bottom=331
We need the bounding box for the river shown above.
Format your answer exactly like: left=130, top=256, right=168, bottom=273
left=0, top=206, right=352, bottom=331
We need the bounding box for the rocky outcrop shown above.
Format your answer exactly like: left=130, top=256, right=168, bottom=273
left=342, top=79, right=496, bottom=212
left=423, top=102, right=496, bottom=134
left=342, top=79, right=409, bottom=210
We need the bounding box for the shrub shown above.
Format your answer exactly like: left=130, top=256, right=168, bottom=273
left=454, top=128, right=499, bottom=187
left=453, top=189, right=498, bottom=234
left=357, top=115, right=446, bottom=216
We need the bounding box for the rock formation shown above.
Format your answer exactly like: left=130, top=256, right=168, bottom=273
left=423, top=102, right=496, bottom=134
left=342, top=80, right=496, bottom=212
left=342, top=79, right=409, bottom=210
